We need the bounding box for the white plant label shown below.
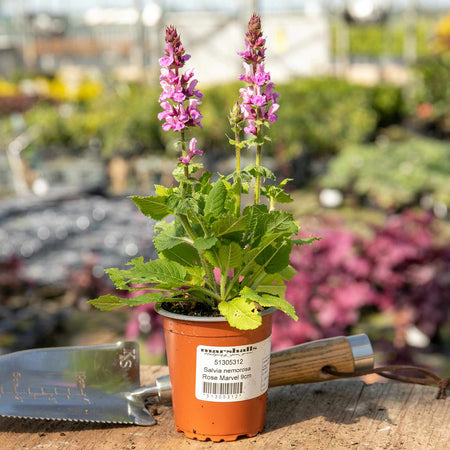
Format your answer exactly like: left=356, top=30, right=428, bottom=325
left=195, top=336, right=271, bottom=402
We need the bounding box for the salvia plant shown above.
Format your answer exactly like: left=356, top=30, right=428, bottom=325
left=89, top=15, right=318, bottom=330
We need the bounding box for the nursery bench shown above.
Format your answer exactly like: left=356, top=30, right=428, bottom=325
left=0, top=365, right=448, bottom=449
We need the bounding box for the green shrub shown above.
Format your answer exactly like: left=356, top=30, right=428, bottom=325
left=332, top=17, right=435, bottom=59
left=272, top=78, right=377, bottom=157
left=320, top=137, right=450, bottom=211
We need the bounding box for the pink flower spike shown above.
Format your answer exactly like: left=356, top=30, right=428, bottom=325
left=158, top=26, right=203, bottom=133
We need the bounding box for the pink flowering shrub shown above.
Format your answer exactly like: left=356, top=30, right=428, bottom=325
left=273, top=211, right=450, bottom=360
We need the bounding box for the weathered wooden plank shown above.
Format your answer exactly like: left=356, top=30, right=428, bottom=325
left=0, top=366, right=448, bottom=450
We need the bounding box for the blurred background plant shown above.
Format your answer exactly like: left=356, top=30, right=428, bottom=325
left=0, top=0, right=448, bottom=372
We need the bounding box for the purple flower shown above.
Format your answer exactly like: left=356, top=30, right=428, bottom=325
left=237, top=15, right=279, bottom=136
left=158, top=27, right=203, bottom=135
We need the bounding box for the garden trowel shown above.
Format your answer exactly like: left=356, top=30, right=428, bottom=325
left=0, top=335, right=373, bottom=426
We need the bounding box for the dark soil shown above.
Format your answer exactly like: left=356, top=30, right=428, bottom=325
left=161, top=301, right=222, bottom=317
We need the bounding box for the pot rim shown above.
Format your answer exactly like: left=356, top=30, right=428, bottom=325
left=155, top=303, right=276, bottom=323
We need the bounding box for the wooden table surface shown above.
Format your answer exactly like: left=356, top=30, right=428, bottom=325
left=1, top=365, right=448, bottom=450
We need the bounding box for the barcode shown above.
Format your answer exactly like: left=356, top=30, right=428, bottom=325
left=202, top=381, right=243, bottom=396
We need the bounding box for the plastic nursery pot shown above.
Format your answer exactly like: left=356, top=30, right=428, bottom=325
left=155, top=304, right=275, bottom=442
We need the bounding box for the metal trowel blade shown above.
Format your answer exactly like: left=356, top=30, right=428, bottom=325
left=0, top=341, right=155, bottom=426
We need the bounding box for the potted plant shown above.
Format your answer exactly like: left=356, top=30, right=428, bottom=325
left=89, top=15, right=317, bottom=442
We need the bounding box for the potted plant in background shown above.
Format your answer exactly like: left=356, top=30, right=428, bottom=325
left=89, top=15, right=318, bottom=442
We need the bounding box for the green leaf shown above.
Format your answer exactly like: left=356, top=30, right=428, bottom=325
left=243, top=164, right=276, bottom=180
left=161, top=243, right=200, bottom=267
left=88, top=293, right=163, bottom=311
left=291, top=237, right=322, bottom=245
left=243, top=205, right=268, bottom=242
left=265, top=210, right=298, bottom=236
left=104, top=267, right=131, bottom=290
left=256, top=273, right=287, bottom=297
left=131, top=195, right=170, bottom=220
left=212, top=215, right=248, bottom=236
left=172, top=163, right=203, bottom=181
left=113, top=258, right=187, bottom=288
left=218, top=242, right=243, bottom=270
left=218, top=297, right=262, bottom=330
left=185, top=266, right=206, bottom=285
left=262, top=185, right=293, bottom=204
left=279, top=265, right=297, bottom=281
left=255, top=240, right=293, bottom=274
left=137, top=259, right=187, bottom=286
left=239, top=287, right=298, bottom=321
left=204, top=179, right=227, bottom=217
left=258, top=294, right=298, bottom=321
left=154, top=185, right=171, bottom=196
left=204, top=249, right=220, bottom=267
left=153, top=222, right=186, bottom=252
left=193, top=237, right=218, bottom=250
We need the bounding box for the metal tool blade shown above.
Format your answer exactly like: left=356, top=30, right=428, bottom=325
left=0, top=341, right=155, bottom=425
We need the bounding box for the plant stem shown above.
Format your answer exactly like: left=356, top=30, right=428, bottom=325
left=254, top=142, right=262, bottom=205
left=235, top=129, right=242, bottom=217
left=179, top=213, right=218, bottom=295
left=189, top=286, right=222, bottom=304
left=220, top=271, right=228, bottom=300
left=269, top=196, right=275, bottom=211
left=180, top=130, right=189, bottom=198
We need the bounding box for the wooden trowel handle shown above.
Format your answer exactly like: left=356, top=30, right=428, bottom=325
left=269, top=335, right=373, bottom=387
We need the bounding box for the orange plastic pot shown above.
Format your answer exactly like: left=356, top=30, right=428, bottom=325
left=156, top=305, right=274, bottom=442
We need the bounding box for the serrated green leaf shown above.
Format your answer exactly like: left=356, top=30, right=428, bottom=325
left=204, top=179, right=227, bottom=217
left=104, top=267, right=130, bottom=290
left=114, top=259, right=187, bottom=287
left=137, top=259, right=187, bottom=286
left=218, top=297, right=262, bottom=330
left=88, top=293, right=164, bottom=311
left=291, top=237, right=322, bottom=245
left=212, top=215, right=248, bottom=236
left=218, top=242, right=243, bottom=270
left=131, top=195, right=170, bottom=220
left=153, top=222, right=186, bottom=252
left=193, top=237, right=218, bottom=250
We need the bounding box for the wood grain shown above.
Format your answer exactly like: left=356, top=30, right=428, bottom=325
left=269, top=336, right=355, bottom=386
left=0, top=365, right=448, bottom=450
